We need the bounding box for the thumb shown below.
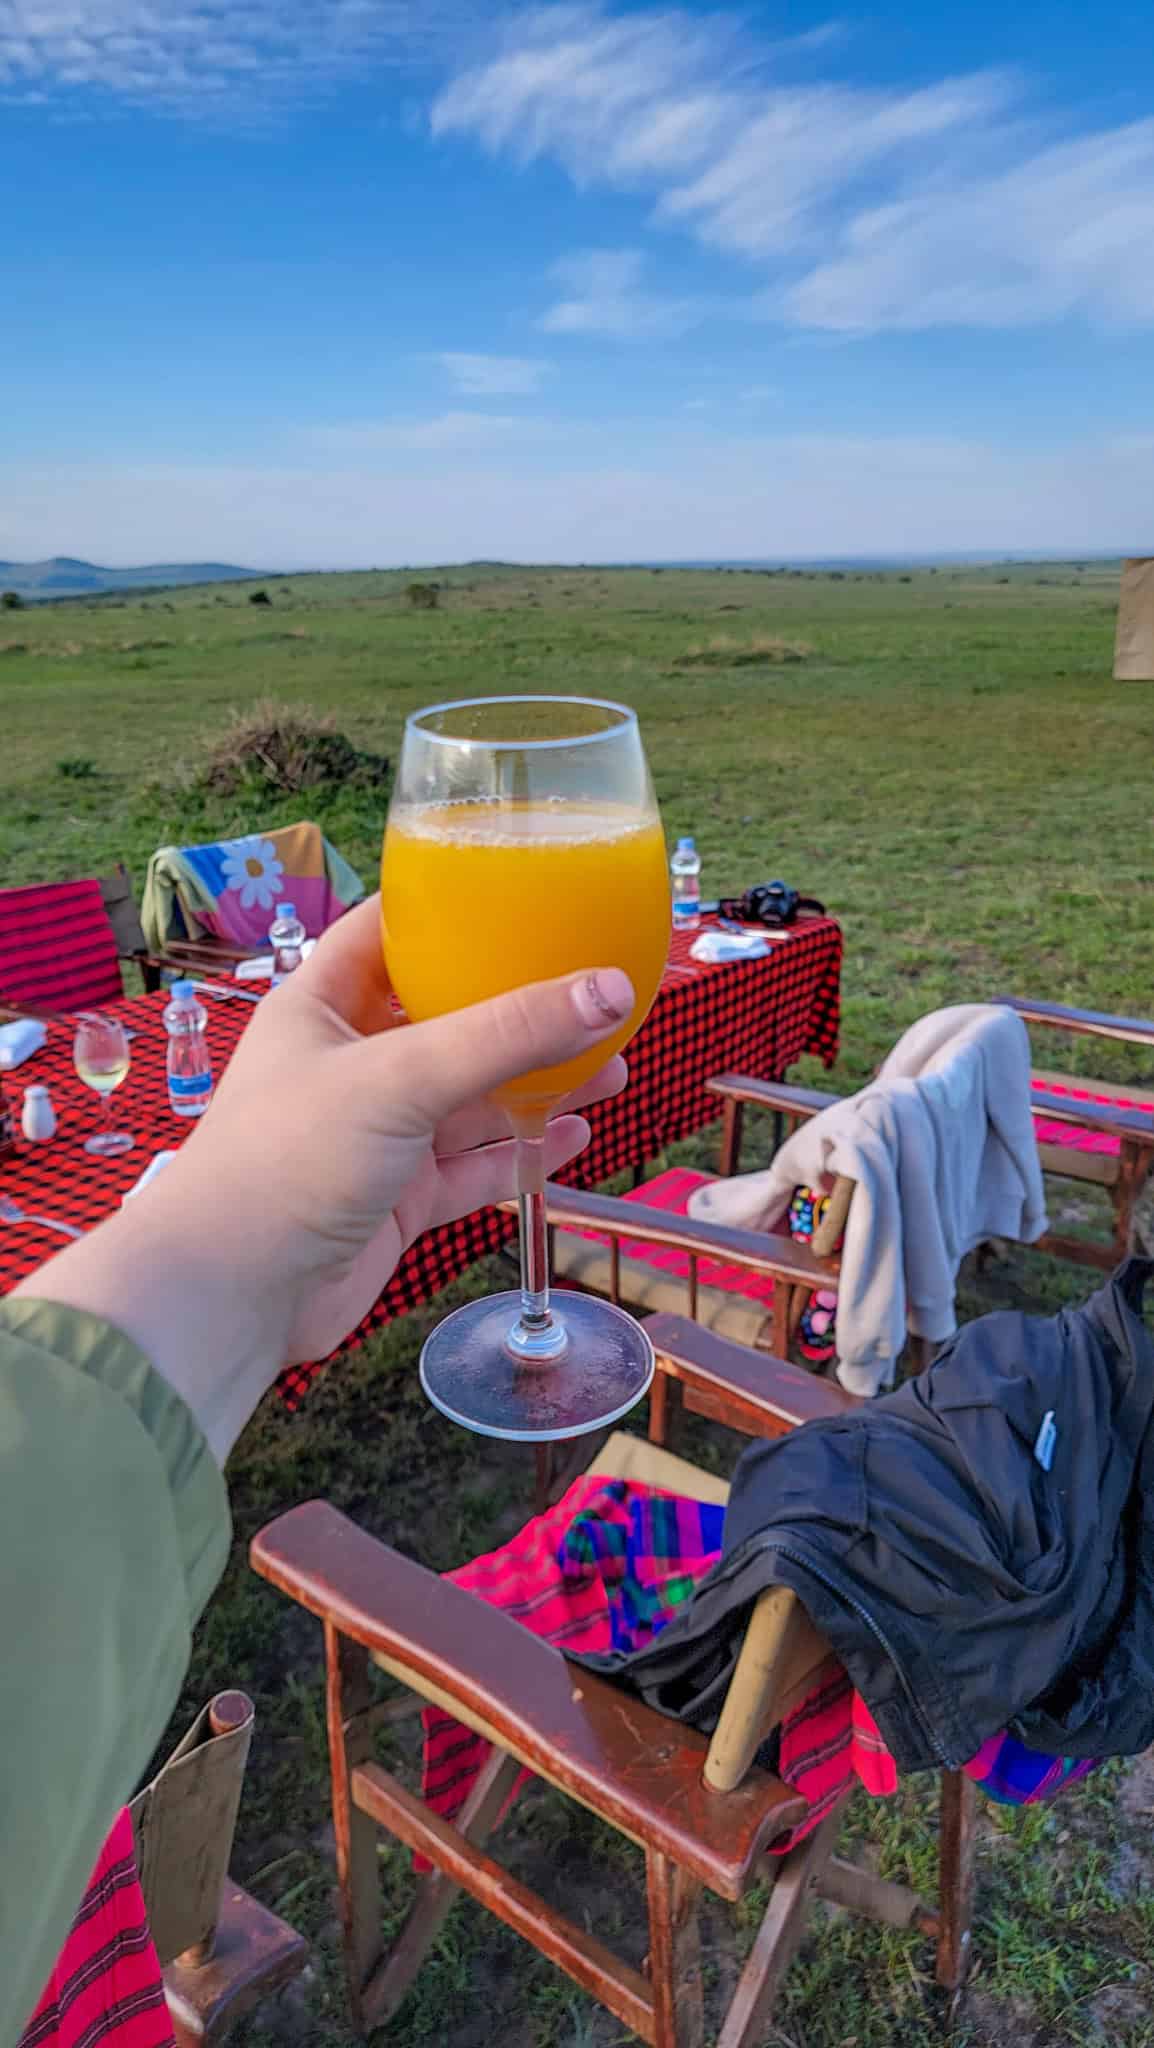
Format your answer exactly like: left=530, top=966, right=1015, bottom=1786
left=366, top=967, right=635, bottom=1126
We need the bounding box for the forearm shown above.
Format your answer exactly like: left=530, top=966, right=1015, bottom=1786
left=10, top=1156, right=288, bottom=1465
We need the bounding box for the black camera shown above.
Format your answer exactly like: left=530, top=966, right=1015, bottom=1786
left=712, top=880, right=825, bottom=928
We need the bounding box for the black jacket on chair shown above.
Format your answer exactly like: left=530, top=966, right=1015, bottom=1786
left=579, top=1260, right=1154, bottom=1772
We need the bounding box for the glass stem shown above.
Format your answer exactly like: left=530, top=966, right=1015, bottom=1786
left=508, top=1129, right=568, bottom=1361
left=102, top=1091, right=114, bottom=1138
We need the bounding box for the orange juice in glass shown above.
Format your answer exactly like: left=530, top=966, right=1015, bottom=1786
left=381, top=696, right=669, bottom=1442
left=382, top=798, right=669, bottom=1110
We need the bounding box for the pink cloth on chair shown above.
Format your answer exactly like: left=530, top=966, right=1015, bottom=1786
left=1031, top=1077, right=1154, bottom=1157
left=19, top=1810, right=173, bottom=2048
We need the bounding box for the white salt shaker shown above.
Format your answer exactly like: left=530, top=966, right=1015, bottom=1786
left=21, top=1085, right=57, bottom=1142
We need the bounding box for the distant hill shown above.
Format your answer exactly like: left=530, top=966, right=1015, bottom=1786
left=0, top=557, right=264, bottom=601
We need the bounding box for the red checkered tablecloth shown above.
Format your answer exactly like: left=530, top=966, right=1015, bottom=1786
left=0, top=914, right=841, bottom=1405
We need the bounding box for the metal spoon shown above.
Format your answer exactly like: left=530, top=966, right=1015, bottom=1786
left=0, top=1196, right=83, bottom=1240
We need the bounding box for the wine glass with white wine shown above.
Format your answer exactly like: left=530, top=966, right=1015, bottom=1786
left=73, top=1013, right=134, bottom=1158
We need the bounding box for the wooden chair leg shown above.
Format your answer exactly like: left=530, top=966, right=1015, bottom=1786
left=786, top=1285, right=809, bottom=1345
left=362, top=1746, right=522, bottom=2028
left=1113, top=1140, right=1153, bottom=1261
left=718, top=1097, right=745, bottom=1178
left=770, top=1283, right=794, bottom=1361
left=718, top=1804, right=845, bottom=2048
left=533, top=1446, right=554, bottom=1515
left=645, top=1852, right=704, bottom=2048
left=325, top=1627, right=384, bottom=2029
left=936, top=1769, right=977, bottom=1992
left=648, top=1370, right=685, bottom=1451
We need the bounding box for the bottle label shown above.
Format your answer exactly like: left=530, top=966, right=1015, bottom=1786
left=169, top=1072, right=212, bottom=1098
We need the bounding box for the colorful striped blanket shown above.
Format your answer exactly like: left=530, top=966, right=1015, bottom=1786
left=19, top=1809, right=173, bottom=2048
left=140, top=821, right=363, bottom=953
left=422, top=1478, right=1099, bottom=1853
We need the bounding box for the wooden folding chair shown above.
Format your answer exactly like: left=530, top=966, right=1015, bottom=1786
left=250, top=1326, right=976, bottom=2044
left=702, top=997, right=1154, bottom=1277
left=100, top=864, right=257, bottom=993
left=997, top=997, right=1154, bottom=1269
left=129, top=1690, right=307, bottom=2043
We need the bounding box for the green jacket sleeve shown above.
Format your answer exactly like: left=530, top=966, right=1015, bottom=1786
left=0, top=1298, right=231, bottom=2043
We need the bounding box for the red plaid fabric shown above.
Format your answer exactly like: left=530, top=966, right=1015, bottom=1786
left=0, top=913, right=841, bottom=1406
left=0, top=881, right=123, bottom=1013
left=420, top=1475, right=895, bottom=1864
left=18, top=1809, right=173, bottom=2048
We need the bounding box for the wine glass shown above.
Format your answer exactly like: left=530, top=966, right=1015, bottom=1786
left=381, top=696, right=670, bottom=1441
left=73, top=1013, right=134, bottom=1157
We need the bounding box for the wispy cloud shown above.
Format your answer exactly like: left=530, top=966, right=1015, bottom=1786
left=433, top=3, right=1154, bottom=333
left=436, top=351, right=550, bottom=394
left=539, top=249, right=702, bottom=339
left=310, top=410, right=539, bottom=452
left=0, top=0, right=471, bottom=113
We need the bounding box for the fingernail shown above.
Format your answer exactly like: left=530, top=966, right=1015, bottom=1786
left=572, top=969, right=633, bottom=1030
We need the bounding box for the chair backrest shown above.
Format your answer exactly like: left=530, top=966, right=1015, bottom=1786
left=142, top=820, right=364, bottom=953
left=0, top=878, right=123, bottom=1012
left=588, top=1432, right=832, bottom=1798
left=704, top=1584, right=832, bottom=1791
left=810, top=1173, right=855, bottom=1258
left=99, top=862, right=148, bottom=959
left=128, top=1691, right=254, bottom=1967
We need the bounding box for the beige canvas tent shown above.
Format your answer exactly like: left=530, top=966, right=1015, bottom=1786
left=1114, top=558, right=1154, bottom=679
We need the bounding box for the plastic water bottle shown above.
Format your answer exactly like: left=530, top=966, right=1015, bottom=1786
left=269, top=902, right=306, bottom=984
left=670, top=836, right=702, bottom=930
left=164, top=981, right=214, bottom=1118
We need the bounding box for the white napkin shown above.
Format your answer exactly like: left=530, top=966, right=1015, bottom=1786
left=121, top=1150, right=178, bottom=1203
left=689, top=930, right=770, bottom=964
left=0, top=1018, right=47, bottom=1069
left=235, top=954, right=275, bottom=981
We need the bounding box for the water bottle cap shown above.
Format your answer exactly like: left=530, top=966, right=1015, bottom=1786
left=275, top=902, right=296, bottom=919
left=169, top=979, right=195, bottom=1000
left=677, top=836, right=696, bottom=851
left=24, top=1084, right=47, bottom=1097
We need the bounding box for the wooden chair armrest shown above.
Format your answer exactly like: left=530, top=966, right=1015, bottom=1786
left=500, top=1185, right=835, bottom=1287
left=0, top=999, right=75, bottom=1028
left=1031, top=1088, right=1154, bottom=1146
left=644, top=1313, right=860, bottom=1433
left=160, top=938, right=259, bottom=967
left=706, top=1074, right=839, bottom=1120
left=1001, top=995, right=1154, bottom=1051
left=250, top=1501, right=805, bottom=1894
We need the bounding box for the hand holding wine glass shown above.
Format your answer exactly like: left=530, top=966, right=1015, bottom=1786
left=73, top=1013, right=134, bottom=1158
left=381, top=695, right=670, bottom=1442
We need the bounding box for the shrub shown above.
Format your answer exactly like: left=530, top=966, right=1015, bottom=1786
left=671, top=634, right=814, bottom=671
left=249, top=589, right=272, bottom=606
left=1, top=590, right=23, bottom=610
left=57, top=757, right=97, bottom=779
left=194, top=699, right=390, bottom=799
left=405, top=581, right=440, bottom=610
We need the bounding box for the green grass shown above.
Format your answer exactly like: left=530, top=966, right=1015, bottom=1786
left=6, top=562, right=1154, bottom=2045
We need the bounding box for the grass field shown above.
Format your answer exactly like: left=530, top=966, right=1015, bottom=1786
left=5, top=562, right=1154, bottom=2047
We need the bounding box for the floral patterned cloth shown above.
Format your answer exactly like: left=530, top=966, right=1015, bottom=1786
left=140, top=822, right=363, bottom=952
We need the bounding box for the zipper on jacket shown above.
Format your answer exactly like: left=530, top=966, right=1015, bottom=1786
left=747, top=1536, right=952, bottom=1768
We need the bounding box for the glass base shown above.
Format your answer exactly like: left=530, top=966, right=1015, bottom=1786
left=85, top=1130, right=134, bottom=1157
left=419, top=1289, right=655, bottom=1442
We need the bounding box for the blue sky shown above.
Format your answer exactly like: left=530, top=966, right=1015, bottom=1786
left=3, top=1, right=1154, bottom=565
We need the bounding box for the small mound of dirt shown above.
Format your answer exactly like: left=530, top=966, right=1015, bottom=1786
left=195, top=699, right=390, bottom=798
